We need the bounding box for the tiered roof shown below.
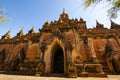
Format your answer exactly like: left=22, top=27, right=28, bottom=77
left=0, top=9, right=120, bottom=43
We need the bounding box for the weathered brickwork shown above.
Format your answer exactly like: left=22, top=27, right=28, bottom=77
left=0, top=10, right=120, bottom=77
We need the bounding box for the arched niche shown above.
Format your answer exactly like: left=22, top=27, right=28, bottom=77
left=43, top=39, right=67, bottom=74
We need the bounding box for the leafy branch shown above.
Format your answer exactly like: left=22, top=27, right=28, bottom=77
left=0, top=8, right=9, bottom=22
left=83, top=0, right=120, bottom=18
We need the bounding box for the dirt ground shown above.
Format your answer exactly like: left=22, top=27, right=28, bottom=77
left=0, top=74, right=120, bottom=80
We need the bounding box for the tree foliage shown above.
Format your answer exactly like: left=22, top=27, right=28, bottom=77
left=0, top=8, right=9, bottom=22
left=83, top=0, right=120, bottom=18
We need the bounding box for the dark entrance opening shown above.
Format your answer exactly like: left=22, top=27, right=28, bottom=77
left=53, top=47, right=64, bottom=73
left=11, top=48, right=25, bottom=71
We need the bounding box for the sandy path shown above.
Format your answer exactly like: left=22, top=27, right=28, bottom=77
left=0, top=74, right=120, bottom=80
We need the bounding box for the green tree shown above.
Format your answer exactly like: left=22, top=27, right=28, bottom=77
left=0, top=8, right=9, bottom=22
left=83, top=0, right=120, bottom=18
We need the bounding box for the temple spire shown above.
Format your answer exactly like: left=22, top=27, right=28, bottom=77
left=111, top=20, right=119, bottom=26
left=7, top=28, right=11, bottom=36
left=96, top=20, right=104, bottom=28
left=28, top=26, right=35, bottom=34
left=1, top=28, right=11, bottom=39
left=59, top=9, right=69, bottom=22
left=96, top=20, right=100, bottom=25
left=80, top=17, right=84, bottom=22
left=110, top=20, right=120, bottom=29
left=63, top=8, right=67, bottom=14
left=16, top=28, right=24, bottom=37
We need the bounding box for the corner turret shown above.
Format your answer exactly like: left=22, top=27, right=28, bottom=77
left=96, top=20, right=104, bottom=29
left=110, top=20, right=120, bottom=29
left=1, top=29, right=11, bottom=39
left=16, top=29, right=24, bottom=37
left=79, top=17, right=85, bottom=22
left=28, top=26, right=35, bottom=34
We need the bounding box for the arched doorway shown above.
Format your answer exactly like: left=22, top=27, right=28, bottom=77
left=52, top=45, right=64, bottom=73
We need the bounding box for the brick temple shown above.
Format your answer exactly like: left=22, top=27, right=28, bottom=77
left=0, top=10, right=120, bottom=77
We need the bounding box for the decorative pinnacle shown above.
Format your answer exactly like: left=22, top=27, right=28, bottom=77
left=96, top=20, right=103, bottom=26
left=96, top=20, right=100, bottom=25
left=80, top=17, right=84, bottom=21
left=110, top=20, right=118, bottom=26
left=21, top=28, right=24, bottom=32
left=32, top=25, right=34, bottom=28
left=21, top=26, right=24, bottom=32
left=63, top=8, right=67, bottom=14
left=7, top=28, right=11, bottom=35
left=6, top=28, right=11, bottom=36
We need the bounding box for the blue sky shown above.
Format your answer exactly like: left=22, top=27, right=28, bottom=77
left=0, top=0, right=120, bottom=38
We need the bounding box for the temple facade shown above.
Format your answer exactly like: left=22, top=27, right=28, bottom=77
left=0, top=10, right=120, bottom=77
